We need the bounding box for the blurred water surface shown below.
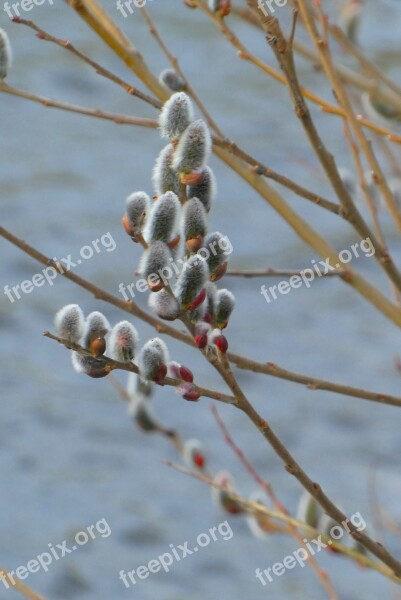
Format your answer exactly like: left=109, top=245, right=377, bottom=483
left=1, top=1, right=401, bottom=598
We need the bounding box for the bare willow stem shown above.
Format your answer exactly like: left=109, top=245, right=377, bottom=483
left=0, top=568, right=45, bottom=600
left=139, top=5, right=224, bottom=138
left=193, top=0, right=401, bottom=144
left=165, top=461, right=401, bottom=584
left=246, top=4, right=401, bottom=297
left=212, top=406, right=339, bottom=600
left=297, top=0, right=401, bottom=234
left=0, top=81, right=158, bottom=128
left=11, top=17, right=162, bottom=109
left=3, top=225, right=401, bottom=408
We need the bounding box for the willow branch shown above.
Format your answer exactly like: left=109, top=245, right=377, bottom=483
left=3, top=225, right=401, bottom=408
left=44, top=331, right=237, bottom=405
left=226, top=267, right=343, bottom=277
left=297, top=0, right=401, bottom=235
left=0, top=81, right=158, bottom=128
left=0, top=568, right=45, bottom=600
left=165, top=461, right=401, bottom=583
left=11, top=17, right=162, bottom=109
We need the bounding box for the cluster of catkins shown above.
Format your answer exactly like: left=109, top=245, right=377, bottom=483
left=54, top=304, right=199, bottom=400
left=52, top=91, right=236, bottom=397
left=122, top=91, right=235, bottom=353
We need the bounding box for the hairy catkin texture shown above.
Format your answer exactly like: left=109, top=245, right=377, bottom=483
left=143, top=191, right=180, bottom=244
left=139, top=241, right=172, bottom=282
left=71, top=353, right=108, bottom=378
left=54, top=304, right=85, bottom=344
left=203, top=231, right=231, bottom=277
left=159, top=69, right=185, bottom=92
left=125, top=192, right=151, bottom=237
left=152, top=144, right=182, bottom=198
left=0, top=28, right=11, bottom=80
left=148, top=289, right=180, bottom=321
left=83, top=311, right=110, bottom=348
left=138, top=338, right=169, bottom=381
left=182, top=198, right=208, bottom=241
left=159, top=92, right=194, bottom=141
left=109, top=321, right=139, bottom=362
left=215, top=289, right=235, bottom=328
left=187, top=166, right=216, bottom=213
left=172, top=120, right=212, bottom=175
left=175, top=254, right=209, bottom=308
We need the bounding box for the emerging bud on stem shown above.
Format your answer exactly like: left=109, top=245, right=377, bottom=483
left=123, top=192, right=151, bottom=241
left=172, top=120, right=212, bottom=179
left=153, top=144, right=182, bottom=198
left=148, top=289, right=180, bottom=321
left=71, top=353, right=109, bottom=379
left=143, top=191, right=180, bottom=245
left=183, top=439, right=206, bottom=468
left=138, top=337, right=169, bottom=383
left=139, top=241, right=172, bottom=291
left=175, top=254, right=209, bottom=309
left=215, top=289, right=235, bottom=329
left=109, top=320, right=139, bottom=362
left=202, top=232, right=231, bottom=281
left=0, top=28, right=11, bottom=80
left=83, top=311, right=110, bottom=351
left=187, top=166, right=216, bottom=213
left=159, top=68, right=185, bottom=92
left=176, top=382, right=201, bottom=402
left=159, top=92, right=194, bottom=142
left=54, top=304, right=85, bottom=344
left=182, top=198, right=208, bottom=252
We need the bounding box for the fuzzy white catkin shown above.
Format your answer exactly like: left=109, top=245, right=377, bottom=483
left=83, top=311, right=110, bottom=348
left=159, top=69, right=185, bottom=92
left=215, top=289, right=235, bottom=327
left=143, top=191, right=180, bottom=244
left=125, top=192, right=151, bottom=236
left=139, top=241, right=172, bottom=281
left=0, top=29, right=11, bottom=80
left=159, top=92, right=194, bottom=141
left=152, top=144, right=182, bottom=197
left=138, top=338, right=169, bottom=381
left=54, top=304, right=85, bottom=344
left=182, top=198, right=208, bottom=241
left=175, top=254, right=209, bottom=307
left=148, top=289, right=179, bottom=321
left=109, top=321, right=139, bottom=362
left=187, top=166, right=216, bottom=213
left=172, top=119, right=212, bottom=175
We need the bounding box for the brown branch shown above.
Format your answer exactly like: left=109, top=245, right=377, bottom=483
left=44, top=331, right=237, bottom=405
left=11, top=17, right=162, bottom=109
left=246, top=4, right=401, bottom=298
left=226, top=267, right=343, bottom=277
left=0, top=81, right=158, bottom=129
left=3, top=226, right=401, bottom=408
left=0, top=567, right=45, bottom=600
left=165, top=461, right=401, bottom=583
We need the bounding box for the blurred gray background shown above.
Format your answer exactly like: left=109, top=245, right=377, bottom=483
left=1, top=1, right=401, bottom=598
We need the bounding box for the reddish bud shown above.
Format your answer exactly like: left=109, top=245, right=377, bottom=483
left=179, top=365, right=194, bottom=383
left=210, top=261, right=228, bottom=282
left=193, top=453, right=205, bottom=468
left=186, top=235, right=204, bottom=253
left=154, top=363, right=167, bottom=384
left=185, top=287, right=206, bottom=311
left=167, top=234, right=181, bottom=250
left=214, top=334, right=228, bottom=353
left=195, top=333, right=208, bottom=349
